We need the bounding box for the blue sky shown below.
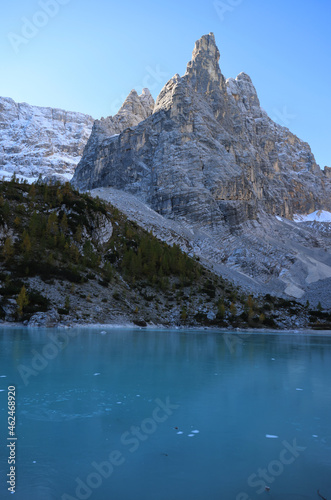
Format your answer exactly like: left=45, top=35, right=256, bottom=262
left=1, top=0, right=330, bottom=168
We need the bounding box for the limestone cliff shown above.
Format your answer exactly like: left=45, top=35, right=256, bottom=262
left=0, top=88, right=154, bottom=184
left=72, top=33, right=330, bottom=223
left=74, top=88, right=154, bottom=189
left=72, top=33, right=331, bottom=304
left=0, top=97, right=94, bottom=182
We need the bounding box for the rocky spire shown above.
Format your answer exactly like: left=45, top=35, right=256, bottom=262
left=118, top=88, right=154, bottom=121
left=184, top=32, right=225, bottom=94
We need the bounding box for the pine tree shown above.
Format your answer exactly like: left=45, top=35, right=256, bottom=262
left=17, top=286, right=29, bottom=317
left=60, top=213, right=68, bottom=233
left=21, top=231, right=32, bottom=257
left=46, top=212, right=59, bottom=237
left=2, top=236, right=14, bottom=261
left=217, top=299, right=226, bottom=319
left=74, top=225, right=82, bottom=243
left=230, top=302, right=237, bottom=317
left=29, top=183, right=36, bottom=202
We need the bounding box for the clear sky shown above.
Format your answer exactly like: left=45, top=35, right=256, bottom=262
left=1, top=0, right=330, bottom=168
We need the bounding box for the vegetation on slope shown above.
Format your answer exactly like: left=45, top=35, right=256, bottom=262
left=0, top=177, right=329, bottom=329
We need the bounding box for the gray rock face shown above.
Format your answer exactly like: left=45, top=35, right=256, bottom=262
left=73, top=88, right=155, bottom=189
left=28, top=308, right=60, bottom=328
left=0, top=88, right=154, bottom=184
left=72, top=33, right=331, bottom=304
left=0, top=97, right=94, bottom=182
left=72, top=32, right=330, bottom=223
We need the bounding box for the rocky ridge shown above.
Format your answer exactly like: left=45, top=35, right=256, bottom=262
left=76, top=88, right=155, bottom=188
left=0, top=97, right=94, bottom=183
left=73, top=33, right=330, bottom=219
left=0, top=88, right=154, bottom=184
left=72, top=33, right=331, bottom=305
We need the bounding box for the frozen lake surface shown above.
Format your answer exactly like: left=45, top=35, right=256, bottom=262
left=0, top=327, right=330, bottom=499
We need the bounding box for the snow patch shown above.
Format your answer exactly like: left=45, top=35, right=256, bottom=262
left=293, top=210, right=331, bottom=223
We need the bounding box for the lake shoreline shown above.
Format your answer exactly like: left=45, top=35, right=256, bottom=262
left=1, top=319, right=330, bottom=335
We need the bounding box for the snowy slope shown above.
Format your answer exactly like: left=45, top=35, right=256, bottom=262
left=0, top=96, right=94, bottom=182
left=293, top=210, right=331, bottom=223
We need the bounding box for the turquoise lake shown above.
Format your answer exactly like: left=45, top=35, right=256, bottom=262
left=0, top=327, right=330, bottom=500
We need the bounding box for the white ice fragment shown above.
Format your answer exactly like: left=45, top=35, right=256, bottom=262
left=312, top=435, right=318, bottom=438
left=192, top=430, right=199, bottom=433
left=100, top=331, right=107, bottom=335
left=271, top=358, right=275, bottom=361
left=136, top=395, right=140, bottom=397
left=33, top=461, right=36, bottom=463
left=0, top=389, right=5, bottom=392
left=296, top=388, right=303, bottom=391
left=116, top=402, right=122, bottom=404
left=266, top=434, right=279, bottom=439
left=188, top=434, right=194, bottom=437
left=0, top=375, right=7, bottom=378
left=177, top=431, right=183, bottom=435
left=93, top=373, right=101, bottom=376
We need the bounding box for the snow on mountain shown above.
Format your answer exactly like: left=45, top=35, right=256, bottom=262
left=293, top=210, right=331, bottom=223
left=0, top=96, right=94, bottom=183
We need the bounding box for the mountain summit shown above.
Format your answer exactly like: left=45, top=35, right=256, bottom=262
left=72, top=34, right=331, bottom=304
left=73, top=33, right=329, bottom=221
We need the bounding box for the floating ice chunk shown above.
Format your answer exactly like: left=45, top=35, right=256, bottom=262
left=136, top=395, right=140, bottom=397
left=266, top=434, right=279, bottom=439
left=0, top=375, right=7, bottom=378
left=100, top=331, right=107, bottom=335
left=0, top=389, right=5, bottom=392
left=93, top=373, right=100, bottom=376
left=116, top=402, right=122, bottom=404
left=296, top=388, right=303, bottom=391
left=33, top=461, right=36, bottom=463
left=177, top=431, right=183, bottom=435
left=271, top=358, right=275, bottom=361
left=188, top=434, right=194, bottom=437
left=312, top=434, right=318, bottom=438
left=192, top=430, right=199, bottom=433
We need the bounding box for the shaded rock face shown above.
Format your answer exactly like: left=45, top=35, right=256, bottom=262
left=72, top=33, right=330, bottom=225
left=0, top=97, right=94, bottom=182
left=74, top=88, right=155, bottom=189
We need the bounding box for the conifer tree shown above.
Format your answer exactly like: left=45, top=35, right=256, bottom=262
left=17, top=286, right=29, bottom=317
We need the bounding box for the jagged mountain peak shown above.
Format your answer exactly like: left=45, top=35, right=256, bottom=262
left=116, top=88, right=154, bottom=122
left=226, top=72, right=260, bottom=111
left=185, top=32, right=224, bottom=93
left=73, top=32, right=328, bottom=218
left=71, top=33, right=331, bottom=303
left=189, top=32, right=220, bottom=66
